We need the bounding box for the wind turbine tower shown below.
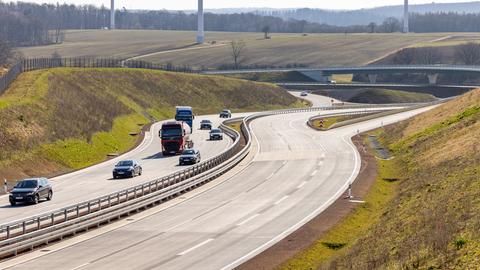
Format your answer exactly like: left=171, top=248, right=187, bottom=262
left=110, top=0, right=115, bottom=30
left=403, top=0, right=409, bottom=33
left=197, top=0, right=204, bottom=43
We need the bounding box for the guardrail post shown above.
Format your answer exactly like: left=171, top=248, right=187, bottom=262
left=76, top=205, right=80, bottom=217
left=87, top=202, right=91, bottom=213
left=98, top=199, right=101, bottom=210
left=6, top=226, right=10, bottom=239
left=22, top=221, right=26, bottom=234
left=37, top=217, right=41, bottom=229
left=142, top=185, right=145, bottom=196
left=108, top=196, right=111, bottom=207
left=117, top=193, right=120, bottom=204
left=64, top=209, right=68, bottom=221
left=51, top=213, right=54, bottom=226
left=134, top=187, right=137, bottom=198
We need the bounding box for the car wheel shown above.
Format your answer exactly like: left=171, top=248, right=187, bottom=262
left=113, top=175, right=117, bottom=179
left=47, top=190, right=53, bottom=201
left=130, top=172, right=135, bottom=178
left=9, top=200, right=15, bottom=206
left=34, top=194, right=39, bottom=204
left=139, top=168, right=142, bottom=176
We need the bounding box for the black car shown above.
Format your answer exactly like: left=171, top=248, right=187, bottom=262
left=209, top=129, right=224, bottom=140
left=219, top=109, right=232, bottom=118
left=200, top=119, right=213, bottom=130
left=113, top=160, right=142, bottom=179
left=179, top=149, right=201, bottom=165
left=9, top=178, right=53, bottom=206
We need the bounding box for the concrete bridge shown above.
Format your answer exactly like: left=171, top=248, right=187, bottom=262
left=202, top=65, right=480, bottom=85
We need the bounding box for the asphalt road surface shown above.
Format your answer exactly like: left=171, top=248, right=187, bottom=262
left=0, top=93, right=436, bottom=270
left=0, top=115, right=232, bottom=225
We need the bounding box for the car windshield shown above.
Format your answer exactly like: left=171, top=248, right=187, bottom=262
left=117, top=160, right=133, bottom=167
left=201, top=120, right=211, bottom=123
left=222, top=110, right=229, bottom=113
left=211, top=129, right=221, bottom=133
left=161, top=128, right=182, bottom=137
left=15, top=180, right=38, bottom=188
left=182, top=150, right=195, bottom=155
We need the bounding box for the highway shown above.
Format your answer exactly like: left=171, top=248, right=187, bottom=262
left=0, top=94, right=436, bottom=270
left=0, top=115, right=233, bottom=225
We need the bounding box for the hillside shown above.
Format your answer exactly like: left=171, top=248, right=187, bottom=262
left=312, top=89, right=437, bottom=104
left=321, top=89, right=480, bottom=269
left=0, top=68, right=301, bottom=184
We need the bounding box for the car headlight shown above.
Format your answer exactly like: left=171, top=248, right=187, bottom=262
left=27, top=192, right=35, bottom=195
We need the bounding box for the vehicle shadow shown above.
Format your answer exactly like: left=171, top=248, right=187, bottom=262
left=142, top=152, right=165, bottom=160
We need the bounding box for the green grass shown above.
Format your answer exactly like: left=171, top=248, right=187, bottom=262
left=280, top=136, right=400, bottom=270
left=0, top=67, right=302, bottom=184
left=313, top=88, right=437, bottom=104
left=316, top=89, right=480, bottom=269
left=311, top=115, right=357, bottom=130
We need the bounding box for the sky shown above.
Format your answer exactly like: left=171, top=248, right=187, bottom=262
left=20, top=0, right=473, bottom=10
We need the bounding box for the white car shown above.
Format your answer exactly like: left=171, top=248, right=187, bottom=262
left=300, top=91, right=308, bottom=97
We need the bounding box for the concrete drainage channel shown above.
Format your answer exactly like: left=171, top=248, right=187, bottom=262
left=0, top=103, right=432, bottom=260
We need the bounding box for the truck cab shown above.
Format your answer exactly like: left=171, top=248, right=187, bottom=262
left=160, top=121, right=193, bottom=156
left=175, top=106, right=194, bottom=130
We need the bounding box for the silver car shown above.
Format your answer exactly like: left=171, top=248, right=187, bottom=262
left=179, top=149, right=201, bottom=165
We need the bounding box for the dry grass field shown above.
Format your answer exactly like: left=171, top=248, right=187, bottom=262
left=17, top=30, right=471, bottom=68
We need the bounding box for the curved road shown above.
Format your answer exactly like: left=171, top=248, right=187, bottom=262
left=0, top=116, right=232, bottom=225
left=0, top=93, right=436, bottom=270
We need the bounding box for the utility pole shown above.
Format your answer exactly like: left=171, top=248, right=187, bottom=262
left=403, top=0, right=409, bottom=33
left=110, top=0, right=115, bottom=30
left=197, top=0, right=204, bottom=43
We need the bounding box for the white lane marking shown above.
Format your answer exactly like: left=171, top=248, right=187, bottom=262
left=266, top=173, right=275, bottom=180
left=297, top=181, right=307, bottom=189
left=177, top=238, right=214, bottom=256
left=236, top=214, right=260, bottom=226
left=282, top=160, right=287, bottom=165
left=310, top=170, right=318, bottom=177
left=318, top=161, right=324, bottom=167
left=220, top=135, right=361, bottom=270
left=70, top=263, right=90, bottom=270
left=274, top=196, right=289, bottom=205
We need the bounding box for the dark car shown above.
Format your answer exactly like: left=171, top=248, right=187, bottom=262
left=209, top=129, right=224, bottom=140
left=219, top=109, right=232, bottom=118
left=200, top=119, right=213, bottom=130
left=179, top=149, right=201, bottom=165
left=113, top=160, right=142, bottom=179
left=9, top=178, right=53, bottom=206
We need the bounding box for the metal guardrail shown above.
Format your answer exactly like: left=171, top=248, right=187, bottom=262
left=307, top=109, right=393, bottom=130
left=0, top=103, right=431, bottom=258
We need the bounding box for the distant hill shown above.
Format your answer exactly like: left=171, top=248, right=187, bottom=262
left=185, top=2, right=480, bottom=26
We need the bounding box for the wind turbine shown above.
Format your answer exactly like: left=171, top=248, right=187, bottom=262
left=403, top=0, right=409, bottom=33
left=197, top=0, right=204, bottom=43
left=110, top=0, right=115, bottom=30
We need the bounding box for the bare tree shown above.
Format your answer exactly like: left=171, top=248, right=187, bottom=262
left=0, top=39, right=12, bottom=66
left=230, top=40, right=246, bottom=69
left=455, top=42, right=480, bottom=65
left=415, top=47, right=441, bottom=64
left=261, top=25, right=270, bottom=39
left=381, top=17, right=401, bottom=33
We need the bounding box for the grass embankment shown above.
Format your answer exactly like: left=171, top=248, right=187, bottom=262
left=280, top=150, right=400, bottom=269
left=0, top=68, right=303, bottom=184
left=282, top=89, right=480, bottom=269
left=224, top=71, right=315, bottom=83
left=314, top=88, right=437, bottom=104
left=311, top=115, right=360, bottom=130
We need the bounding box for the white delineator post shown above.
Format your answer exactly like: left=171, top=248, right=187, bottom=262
left=403, top=0, right=409, bottom=33
left=197, top=0, right=204, bottom=43
left=110, top=0, right=115, bottom=30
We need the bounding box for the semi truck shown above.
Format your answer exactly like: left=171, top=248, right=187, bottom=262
left=175, top=106, right=194, bottom=130
left=160, top=121, right=193, bottom=156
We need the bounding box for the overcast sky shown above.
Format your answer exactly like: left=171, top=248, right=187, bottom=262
left=21, top=0, right=472, bottom=10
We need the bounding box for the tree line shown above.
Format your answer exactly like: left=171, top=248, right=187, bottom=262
left=3, top=1, right=480, bottom=48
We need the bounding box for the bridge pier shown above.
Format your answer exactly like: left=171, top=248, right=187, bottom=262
left=368, top=74, right=378, bottom=84
left=427, top=73, right=439, bottom=85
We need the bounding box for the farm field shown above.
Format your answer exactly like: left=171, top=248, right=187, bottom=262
left=17, top=30, right=475, bottom=68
